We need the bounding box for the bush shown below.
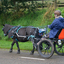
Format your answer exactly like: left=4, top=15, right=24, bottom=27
left=61, top=9, right=64, bottom=17
left=0, top=36, right=2, bottom=40
left=11, top=11, right=24, bottom=21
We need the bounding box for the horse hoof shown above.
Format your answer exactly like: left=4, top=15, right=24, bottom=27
left=30, top=52, right=34, bottom=55
left=17, top=52, right=20, bottom=54
left=9, top=50, right=12, bottom=53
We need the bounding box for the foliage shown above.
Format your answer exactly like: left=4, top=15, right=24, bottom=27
left=61, top=9, right=64, bottom=17
left=41, top=3, right=55, bottom=25
left=0, top=0, right=39, bottom=13
left=0, top=0, right=42, bottom=25
left=0, top=7, right=64, bottom=50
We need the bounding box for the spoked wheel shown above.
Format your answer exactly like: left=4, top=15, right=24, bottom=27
left=38, top=39, right=54, bottom=59
left=54, top=40, right=64, bottom=55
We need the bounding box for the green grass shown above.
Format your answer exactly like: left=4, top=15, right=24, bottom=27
left=12, top=9, right=47, bottom=27
left=0, top=40, right=33, bottom=50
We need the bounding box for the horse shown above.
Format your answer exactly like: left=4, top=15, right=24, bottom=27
left=2, top=24, right=41, bottom=54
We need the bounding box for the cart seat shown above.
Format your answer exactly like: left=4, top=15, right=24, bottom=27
left=55, top=28, right=64, bottom=39
left=58, top=29, right=64, bottom=39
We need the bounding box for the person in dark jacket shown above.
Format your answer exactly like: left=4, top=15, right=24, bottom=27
left=43, top=10, right=64, bottom=38
left=37, top=10, right=64, bottom=45
left=48, top=10, right=64, bottom=38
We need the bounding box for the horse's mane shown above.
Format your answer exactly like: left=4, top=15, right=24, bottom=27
left=5, top=24, right=14, bottom=27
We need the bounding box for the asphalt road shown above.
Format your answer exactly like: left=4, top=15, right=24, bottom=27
left=0, top=49, right=64, bottom=64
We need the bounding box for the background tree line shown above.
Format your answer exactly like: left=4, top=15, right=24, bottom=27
left=0, top=0, right=58, bottom=14
left=0, top=0, right=40, bottom=24
left=0, top=0, right=38, bottom=13
left=0, top=0, right=62, bottom=24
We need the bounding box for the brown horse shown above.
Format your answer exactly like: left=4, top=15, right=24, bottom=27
left=2, top=24, right=41, bottom=54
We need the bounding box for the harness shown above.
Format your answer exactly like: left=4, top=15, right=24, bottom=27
left=5, top=25, right=47, bottom=42
left=6, top=26, right=24, bottom=41
left=7, top=26, right=36, bottom=41
left=4, top=26, right=17, bottom=36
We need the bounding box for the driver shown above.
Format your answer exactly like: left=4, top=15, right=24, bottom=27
left=37, top=10, right=64, bottom=45
left=48, top=10, right=64, bottom=39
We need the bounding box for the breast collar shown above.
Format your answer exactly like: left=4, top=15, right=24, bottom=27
left=6, top=26, right=23, bottom=36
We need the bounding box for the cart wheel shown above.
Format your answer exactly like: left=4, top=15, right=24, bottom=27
left=38, top=39, right=54, bottom=59
left=54, top=40, right=64, bottom=55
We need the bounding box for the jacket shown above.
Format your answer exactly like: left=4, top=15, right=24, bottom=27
left=49, top=17, right=64, bottom=38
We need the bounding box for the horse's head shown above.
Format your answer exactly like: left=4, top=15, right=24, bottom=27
left=2, top=24, right=11, bottom=36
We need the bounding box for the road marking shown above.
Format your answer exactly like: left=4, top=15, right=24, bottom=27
left=21, top=56, right=45, bottom=61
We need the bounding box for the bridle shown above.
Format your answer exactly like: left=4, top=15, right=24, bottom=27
left=2, top=26, right=17, bottom=36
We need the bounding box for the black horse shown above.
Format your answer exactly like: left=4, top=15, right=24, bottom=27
left=2, top=24, right=41, bottom=54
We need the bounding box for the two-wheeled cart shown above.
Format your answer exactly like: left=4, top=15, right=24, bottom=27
left=32, top=27, right=64, bottom=58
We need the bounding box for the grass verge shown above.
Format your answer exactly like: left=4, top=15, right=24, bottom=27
left=0, top=40, right=33, bottom=51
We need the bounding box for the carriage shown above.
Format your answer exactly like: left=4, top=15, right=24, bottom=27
left=37, top=27, right=64, bottom=58
left=2, top=24, right=64, bottom=59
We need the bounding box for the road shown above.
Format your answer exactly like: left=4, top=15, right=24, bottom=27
left=0, top=49, right=64, bottom=64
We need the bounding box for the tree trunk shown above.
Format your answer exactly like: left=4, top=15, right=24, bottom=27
left=54, top=0, right=57, bottom=9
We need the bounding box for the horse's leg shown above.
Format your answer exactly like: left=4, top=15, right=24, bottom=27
left=9, top=40, right=15, bottom=53
left=30, top=44, right=35, bottom=55
left=15, top=41, right=20, bottom=54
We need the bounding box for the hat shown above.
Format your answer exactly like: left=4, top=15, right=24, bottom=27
left=54, top=10, right=61, bottom=16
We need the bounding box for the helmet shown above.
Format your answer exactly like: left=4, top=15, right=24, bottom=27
left=54, top=10, right=61, bottom=16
